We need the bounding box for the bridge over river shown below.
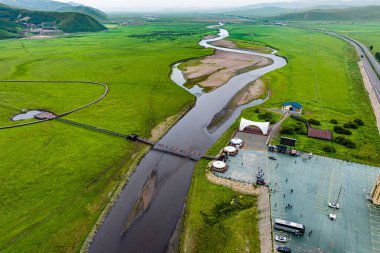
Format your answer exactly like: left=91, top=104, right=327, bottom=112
left=87, top=26, right=287, bottom=253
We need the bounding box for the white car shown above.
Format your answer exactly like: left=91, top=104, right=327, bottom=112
left=328, top=202, right=340, bottom=209
left=329, top=213, right=337, bottom=220
left=275, top=235, right=287, bottom=243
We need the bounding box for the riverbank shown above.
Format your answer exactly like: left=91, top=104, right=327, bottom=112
left=180, top=103, right=275, bottom=252
left=89, top=25, right=286, bottom=253
left=179, top=38, right=273, bottom=92
left=180, top=159, right=261, bottom=253
left=81, top=102, right=195, bottom=252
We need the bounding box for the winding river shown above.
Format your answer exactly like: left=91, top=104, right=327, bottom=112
left=89, top=28, right=287, bottom=253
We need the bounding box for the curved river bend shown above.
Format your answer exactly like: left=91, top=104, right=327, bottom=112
left=90, top=28, right=287, bottom=253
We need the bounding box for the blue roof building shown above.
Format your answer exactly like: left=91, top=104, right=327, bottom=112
left=282, top=102, right=303, bottom=113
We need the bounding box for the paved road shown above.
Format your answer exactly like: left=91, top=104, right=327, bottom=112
left=327, top=32, right=380, bottom=103
left=351, top=38, right=380, bottom=75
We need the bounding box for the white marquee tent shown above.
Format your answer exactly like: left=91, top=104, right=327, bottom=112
left=239, top=118, right=270, bottom=135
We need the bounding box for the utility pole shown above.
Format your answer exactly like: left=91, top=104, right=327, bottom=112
left=329, top=186, right=342, bottom=220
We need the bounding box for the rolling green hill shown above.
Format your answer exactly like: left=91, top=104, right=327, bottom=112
left=0, top=3, right=106, bottom=39
left=0, top=0, right=109, bottom=22
left=223, top=6, right=297, bottom=18
left=56, top=6, right=109, bottom=23
left=269, top=6, right=380, bottom=21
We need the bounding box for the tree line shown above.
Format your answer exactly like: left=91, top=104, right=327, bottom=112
left=370, top=45, right=380, bottom=61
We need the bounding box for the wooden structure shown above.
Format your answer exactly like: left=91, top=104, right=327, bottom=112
left=308, top=128, right=333, bottom=140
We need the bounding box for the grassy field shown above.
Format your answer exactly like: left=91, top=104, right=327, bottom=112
left=293, top=22, right=380, bottom=58
left=0, top=22, right=214, bottom=252
left=181, top=160, right=260, bottom=253
left=225, top=23, right=380, bottom=165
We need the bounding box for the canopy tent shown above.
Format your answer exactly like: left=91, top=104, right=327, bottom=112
left=239, top=118, right=270, bottom=135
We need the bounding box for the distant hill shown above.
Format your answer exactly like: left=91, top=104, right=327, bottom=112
left=268, top=6, right=380, bottom=21
left=232, top=0, right=380, bottom=10
left=0, top=3, right=106, bottom=39
left=0, top=0, right=109, bottom=22
left=222, top=6, right=297, bottom=18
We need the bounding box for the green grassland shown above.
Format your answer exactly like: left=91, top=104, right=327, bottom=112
left=0, top=22, right=214, bottom=252
left=181, top=160, right=260, bottom=253
left=267, top=6, right=380, bottom=22
left=225, top=23, right=380, bottom=165
left=299, top=22, right=380, bottom=57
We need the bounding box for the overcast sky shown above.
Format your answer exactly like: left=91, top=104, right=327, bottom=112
left=60, top=0, right=293, bottom=10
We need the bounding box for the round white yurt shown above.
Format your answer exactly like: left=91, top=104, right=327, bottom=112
left=224, top=146, right=238, bottom=156
left=230, top=137, right=243, bottom=148
left=211, top=161, right=228, bottom=173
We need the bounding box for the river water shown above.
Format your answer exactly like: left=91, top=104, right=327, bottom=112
left=90, top=28, right=287, bottom=253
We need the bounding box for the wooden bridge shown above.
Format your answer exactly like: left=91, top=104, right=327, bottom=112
left=57, top=118, right=212, bottom=161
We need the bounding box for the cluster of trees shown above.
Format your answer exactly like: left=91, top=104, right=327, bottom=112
left=308, top=118, right=321, bottom=126
left=370, top=45, right=380, bottom=62
left=335, top=136, right=356, bottom=149
left=333, top=125, right=352, bottom=135
left=255, top=109, right=276, bottom=124
left=129, top=31, right=198, bottom=42
left=323, top=145, right=336, bottom=153
left=333, top=118, right=363, bottom=134
left=281, top=122, right=307, bottom=135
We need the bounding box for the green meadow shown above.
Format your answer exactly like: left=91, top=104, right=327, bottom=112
left=0, top=23, right=214, bottom=252
left=300, top=22, right=380, bottom=56
left=181, top=23, right=380, bottom=252
left=226, top=24, right=380, bottom=165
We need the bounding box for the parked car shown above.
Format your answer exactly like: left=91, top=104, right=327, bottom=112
left=277, top=246, right=291, bottom=253
left=328, top=202, right=340, bottom=209
left=257, top=180, right=266, bottom=185
left=268, top=155, right=277, bottom=160
left=257, top=178, right=266, bottom=185
left=308, top=153, right=313, bottom=159
left=275, top=235, right=287, bottom=243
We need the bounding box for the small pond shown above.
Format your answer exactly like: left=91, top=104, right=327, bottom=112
left=12, top=110, right=43, bottom=121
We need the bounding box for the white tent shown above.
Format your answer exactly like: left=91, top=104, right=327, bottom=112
left=239, top=118, right=270, bottom=135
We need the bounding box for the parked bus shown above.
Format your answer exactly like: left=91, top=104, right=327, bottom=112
left=274, top=219, right=305, bottom=236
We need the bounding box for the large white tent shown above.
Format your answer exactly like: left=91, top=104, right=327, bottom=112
left=239, top=118, right=270, bottom=135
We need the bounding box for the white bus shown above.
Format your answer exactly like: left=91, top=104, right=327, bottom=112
left=274, top=219, right=305, bottom=236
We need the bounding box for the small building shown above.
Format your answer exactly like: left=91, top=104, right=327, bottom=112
left=282, top=102, right=303, bottom=113
left=371, top=174, right=380, bottom=205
